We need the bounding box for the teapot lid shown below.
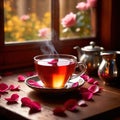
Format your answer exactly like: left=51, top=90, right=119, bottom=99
left=81, top=41, right=104, bottom=52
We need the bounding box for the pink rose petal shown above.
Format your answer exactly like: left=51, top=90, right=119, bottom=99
left=53, top=106, right=66, bottom=116
left=81, top=91, right=93, bottom=100
left=0, top=83, right=9, bottom=93
left=18, top=75, right=25, bottom=82
left=93, top=80, right=99, bottom=85
left=48, top=59, right=58, bottom=65
left=72, top=82, right=79, bottom=88
left=80, top=74, right=90, bottom=81
left=88, top=85, right=100, bottom=93
left=78, top=100, right=87, bottom=107
left=87, top=77, right=95, bottom=84
left=9, top=85, right=20, bottom=91
left=5, top=94, right=19, bottom=103
left=28, top=79, right=42, bottom=88
left=64, top=99, right=78, bottom=111
left=80, top=87, right=93, bottom=100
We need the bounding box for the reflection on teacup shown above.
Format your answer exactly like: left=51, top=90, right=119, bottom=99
left=34, top=54, right=86, bottom=89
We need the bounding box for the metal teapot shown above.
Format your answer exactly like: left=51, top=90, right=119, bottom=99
left=74, top=41, right=104, bottom=75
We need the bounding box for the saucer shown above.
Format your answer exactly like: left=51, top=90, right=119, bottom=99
left=25, top=75, right=85, bottom=94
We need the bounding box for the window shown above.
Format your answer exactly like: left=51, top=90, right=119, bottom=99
left=0, top=0, right=100, bottom=71
left=4, top=0, right=51, bottom=43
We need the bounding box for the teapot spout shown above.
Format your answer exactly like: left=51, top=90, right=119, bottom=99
left=73, top=46, right=81, bottom=61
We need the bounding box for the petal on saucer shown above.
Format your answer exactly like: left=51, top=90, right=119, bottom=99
left=28, top=79, right=43, bottom=88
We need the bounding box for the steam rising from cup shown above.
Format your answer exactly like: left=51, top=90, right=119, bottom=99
left=40, top=41, right=58, bottom=54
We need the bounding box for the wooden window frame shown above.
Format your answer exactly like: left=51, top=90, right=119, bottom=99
left=0, top=0, right=116, bottom=71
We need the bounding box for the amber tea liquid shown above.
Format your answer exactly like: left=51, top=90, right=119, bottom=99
left=34, top=58, right=76, bottom=88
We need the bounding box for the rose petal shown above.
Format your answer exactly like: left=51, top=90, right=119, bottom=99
left=53, top=106, right=66, bottom=116
left=88, top=85, right=100, bottom=94
left=9, top=85, right=20, bottom=91
left=29, top=101, right=41, bottom=112
left=80, top=87, right=93, bottom=100
left=81, top=91, right=93, bottom=100
left=64, top=99, right=78, bottom=111
left=28, top=79, right=43, bottom=88
left=0, top=83, right=9, bottom=93
left=48, top=59, right=58, bottom=65
left=5, top=94, right=19, bottom=103
left=93, top=80, right=99, bottom=85
left=72, top=82, right=79, bottom=88
left=18, top=75, right=25, bottom=82
left=87, top=77, right=95, bottom=84
left=80, top=74, right=90, bottom=81
left=78, top=100, right=87, bottom=107
left=21, top=97, right=41, bottom=112
left=21, top=97, right=32, bottom=107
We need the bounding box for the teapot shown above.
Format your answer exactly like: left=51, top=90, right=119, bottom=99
left=74, top=41, right=104, bottom=75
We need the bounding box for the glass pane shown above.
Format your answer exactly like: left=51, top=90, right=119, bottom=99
left=60, top=0, right=96, bottom=39
left=4, top=0, right=51, bottom=43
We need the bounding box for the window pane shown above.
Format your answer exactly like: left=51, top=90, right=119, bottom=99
left=60, top=0, right=96, bottom=39
left=4, top=0, right=51, bottom=43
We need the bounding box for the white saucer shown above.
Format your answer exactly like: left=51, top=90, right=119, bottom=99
left=25, top=75, right=85, bottom=94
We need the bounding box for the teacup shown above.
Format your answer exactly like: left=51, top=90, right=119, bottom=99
left=34, top=54, right=86, bottom=89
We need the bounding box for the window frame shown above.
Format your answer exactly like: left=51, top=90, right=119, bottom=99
left=0, top=0, right=106, bottom=71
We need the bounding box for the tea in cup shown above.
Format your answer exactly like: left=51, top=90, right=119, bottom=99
left=34, top=54, right=86, bottom=89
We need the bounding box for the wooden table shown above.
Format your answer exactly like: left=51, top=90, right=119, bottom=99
left=0, top=71, right=120, bottom=120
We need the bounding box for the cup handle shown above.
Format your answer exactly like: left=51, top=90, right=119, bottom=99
left=71, top=62, right=87, bottom=79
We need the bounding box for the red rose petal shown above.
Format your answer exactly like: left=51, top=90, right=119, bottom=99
left=48, top=59, right=58, bottom=65
left=88, top=85, right=100, bottom=94
left=5, top=94, right=19, bottom=103
left=53, top=106, right=66, bottom=116
left=29, top=101, right=41, bottom=112
left=64, top=99, right=78, bottom=111
left=0, top=83, right=9, bottom=93
left=21, top=97, right=41, bottom=112
left=18, top=75, right=25, bottom=82
left=28, top=79, right=43, bottom=88
left=21, top=97, right=32, bottom=107
left=9, top=85, right=20, bottom=91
